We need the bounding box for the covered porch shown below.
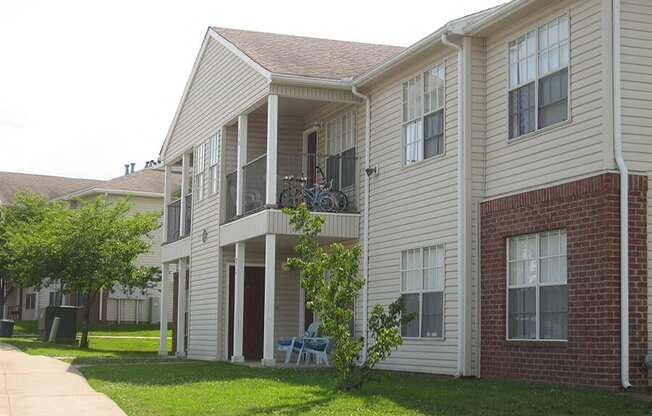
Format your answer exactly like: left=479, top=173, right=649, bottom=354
left=223, top=232, right=354, bottom=366
left=221, top=94, right=359, bottom=225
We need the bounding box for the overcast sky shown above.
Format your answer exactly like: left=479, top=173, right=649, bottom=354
left=0, top=0, right=504, bottom=180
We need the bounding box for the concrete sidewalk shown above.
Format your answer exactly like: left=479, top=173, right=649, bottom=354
left=0, top=343, right=126, bottom=416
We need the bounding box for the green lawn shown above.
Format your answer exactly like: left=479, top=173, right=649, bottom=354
left=0, top=336, right=172, bottom=364
left=79, top=361, right=652, bottom=416
left=11, top=320, right=171, bottom=337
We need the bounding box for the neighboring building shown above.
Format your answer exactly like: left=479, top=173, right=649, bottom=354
left=0, top=168, right=175, bottom=325
left=158, top=0, right=652, bottom=389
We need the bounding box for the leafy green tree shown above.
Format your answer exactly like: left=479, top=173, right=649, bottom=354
left=5, top=195, right=161, bottom=348
left=285, top=204, right=413, bottom=391
left=0, top=192, right=67, bottom=316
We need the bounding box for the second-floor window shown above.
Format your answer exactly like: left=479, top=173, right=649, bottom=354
left=509, top=14, right=570, bottom=139
left=194, top=142, right=206, bottom=201
left=402, top=63, right=445, bottom=165
left=326, top=112, right=356, bottom=190
left=209, top=131, right=221, bottom=195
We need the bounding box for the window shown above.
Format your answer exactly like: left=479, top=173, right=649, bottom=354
left=208, top=131, right=221, bottom=195
left=326, top=112, right=356, bottom=190
left=402, top=64, right=445, bottom=165
left=25, top=294, right=36, bottom=310
left=507, top=230, right=568, bottom=341
left=194, top=142, right=206, bottom=201
left=400, top=245, right=445, bottom=338
left=509, top=14, right=570, bottom=139
left=49, top=291, right=62, bottom=307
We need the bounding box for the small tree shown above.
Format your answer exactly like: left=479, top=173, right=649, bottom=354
left=285, top=204, right=413, bottom=391
left=0, top=192, right=68, bottom=315
left=6, top=196, right=161, bottom=348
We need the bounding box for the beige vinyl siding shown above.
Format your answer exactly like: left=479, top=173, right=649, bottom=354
left=303, top=101, right=364, bottom=333
left=470, top=36, right=487, bottom=376
left=620, top=0, right=652, bottom=373
left=363, top=49, right=460, bottom=375
left=164, top=37, right=269, bottom=163
left=484, top=0, right=607, bottom=198
left=621, top=0, right=652, bottom=171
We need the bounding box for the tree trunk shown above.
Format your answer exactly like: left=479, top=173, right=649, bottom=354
left=79, top=290, right=97, bottom=348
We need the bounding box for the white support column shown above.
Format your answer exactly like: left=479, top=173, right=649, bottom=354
left=159, top=262, right=169, bottom=356
left=98, top=288, right=103, bottom=322
left=266, top=95, right=278, bottom=206
left=232, top=242, right=245, bottom=363
left=236, top=115, right=248, bottom=216
left=262, top=233, right=276, bottom=366
left=179, top=153, right=190, bottom=236
left=176, top=258, right=188, bottom=356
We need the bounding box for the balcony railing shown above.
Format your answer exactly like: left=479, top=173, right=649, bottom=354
left=167, top=199, right=181, bottom=242
left=224, top=152, right=357, bottom=222
left=166, top=194, right=192, bottom=243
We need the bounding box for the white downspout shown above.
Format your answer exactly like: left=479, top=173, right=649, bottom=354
left=352, top=85, right=371, bottom=362
left=612, top=0, right=631, bottom=391
left=441, top=32, right=467, bottom=377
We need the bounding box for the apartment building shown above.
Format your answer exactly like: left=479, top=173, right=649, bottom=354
left=158, top=0, right=652, bottom=388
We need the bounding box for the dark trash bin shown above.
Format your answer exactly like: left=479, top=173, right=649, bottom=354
left=0, top=319, right=15, bottom=337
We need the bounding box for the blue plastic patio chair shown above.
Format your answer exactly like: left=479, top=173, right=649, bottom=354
left=300, top=336, right=331, bottom=367
left=277, top=321, right=319, bottom=365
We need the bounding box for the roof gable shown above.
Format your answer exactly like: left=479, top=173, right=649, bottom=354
left=212, top=27, right=405, bottom=81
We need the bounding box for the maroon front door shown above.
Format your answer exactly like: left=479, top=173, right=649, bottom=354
left=228, top=266, right=265, bottom=361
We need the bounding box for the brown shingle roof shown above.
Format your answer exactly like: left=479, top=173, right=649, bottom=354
left=0, top=171, right=101, bottom=204
left=212, top=27, right=405, bottom=80
left=91, top=169, right=168, bottom=194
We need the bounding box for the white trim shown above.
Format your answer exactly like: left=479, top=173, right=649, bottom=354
left=57, top=188, right=164, bottom=201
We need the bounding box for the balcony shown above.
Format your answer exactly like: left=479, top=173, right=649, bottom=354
left=224, top=152, right=357, bottom=223
left=166, top=194, right=192, bottom=243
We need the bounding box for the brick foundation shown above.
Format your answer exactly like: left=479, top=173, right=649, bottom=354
left=480, top=173, right=647, bottom=388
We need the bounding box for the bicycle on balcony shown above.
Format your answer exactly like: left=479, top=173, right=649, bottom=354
left=278, top=166, right=349, bottom=213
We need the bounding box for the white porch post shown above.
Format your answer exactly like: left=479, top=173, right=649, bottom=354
left=179, top=153, right=190, bottom=236
left=159, top=262, right=169, bottom=356
left=262, top=233, right=276, bottom=366
left=232, top=242, right=246, bottom=363
left=176, top=258, right=188, bottom=356
left=236, top=115, right=248, bottom=216
left=266, top=95, right=278, bottom=206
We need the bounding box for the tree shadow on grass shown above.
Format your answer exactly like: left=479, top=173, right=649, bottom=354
left=79, top=361, right=652, bottom=416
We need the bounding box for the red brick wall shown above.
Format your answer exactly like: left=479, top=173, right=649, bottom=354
left=480, top=173, right=647, bottom=388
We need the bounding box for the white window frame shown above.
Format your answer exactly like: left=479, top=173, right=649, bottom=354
left=400, top=244, right=445, bottom=339
left=208, top=130, right=221, bottom=195
left=401, top=62, right=446, bottom=166
left=325, top=111, right=356, bottom=190
left=194, top=142, right=206, bottom=201
left=507, top=13, right=571, bottom=141
left=506, top=230, right=568, bottom=342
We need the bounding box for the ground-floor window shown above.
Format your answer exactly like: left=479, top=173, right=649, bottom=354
left=25, top=293, right=36, bottom=310
left=400, top=245, right=445, bottom=338
left=507, top=230, right=568, bottom=340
